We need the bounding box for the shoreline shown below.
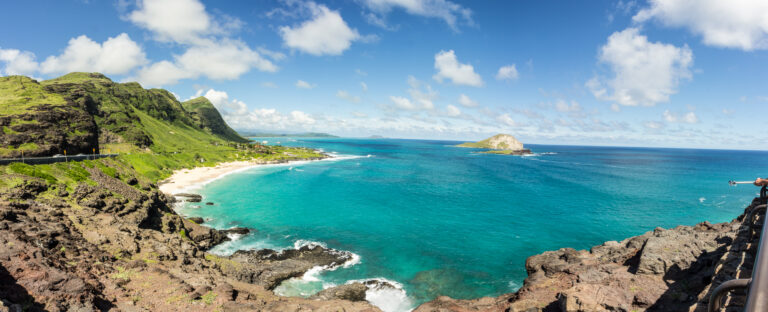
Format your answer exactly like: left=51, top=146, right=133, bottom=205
left=158, top=156, right=331, bottom=195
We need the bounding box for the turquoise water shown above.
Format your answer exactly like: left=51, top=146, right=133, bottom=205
left=177, top=138, right=766, bottom=311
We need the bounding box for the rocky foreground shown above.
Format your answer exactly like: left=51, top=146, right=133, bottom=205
left=0, top=159, right=759, bottom=311
left=0, top=165, right=379, bottom=311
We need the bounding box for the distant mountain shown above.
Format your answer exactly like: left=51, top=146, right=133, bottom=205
left=240, top=132, right=338, bottom=138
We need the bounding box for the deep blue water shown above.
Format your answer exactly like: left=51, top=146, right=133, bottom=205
left=177, top=138, right=766, bottom=311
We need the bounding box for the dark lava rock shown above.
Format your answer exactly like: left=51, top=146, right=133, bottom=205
left=188, top=217, right=204, bottom=224
left=310, top=283, right=367, bottom=301
left=205, top=202, right=214, bottom=205
left=223, top=227, right=250, bottom=235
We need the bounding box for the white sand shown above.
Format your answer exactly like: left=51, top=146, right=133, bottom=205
left=158, top=160, right=258, bottom=195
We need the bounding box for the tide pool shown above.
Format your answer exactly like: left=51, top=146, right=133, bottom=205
left=176, top=138, right=767, bottom=311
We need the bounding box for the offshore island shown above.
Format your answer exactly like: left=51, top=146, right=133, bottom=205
left=456, top=134, right=533, bottom=155
left=0, top=73, right=758, bottom=311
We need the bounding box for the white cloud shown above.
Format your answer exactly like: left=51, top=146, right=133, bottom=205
left=131, top=39, right=276, bottom=87
left=587, top=28, right=693, bottom=107
left=498, top=114, right=518, bottom=127
left=199, top=88, right=316, bottom=130
left=296, top=80, right=316, bottom=89
left=644, top=121, right=665, bottom=129
left=128, top=0, right=238, bottom=44
left=360, top=0, right=473, bottom=31
left=406, top=76, right=437, bottom=110
left=496, top=64, right=519, bottom=80
left=390, top=95, right=417, bottom=110
left=126, top=0, right=277, bottom=87
left=433, top=50, right=483, bottom=87
left=663, top=110, right=699, bottom=123
left=0, top=49, right=38, bottom=76
left=360, top=82, right=368, bottom=91
left=458, top=94, right=478, bottom=107
left=555, top=100, right=581, bottom=112
left=279, top=3, right=361, bottom=56
left=35, top=33, right=147, bottom=75
left=634, top=0, right=768, bottom=51
left=445, top=104, right=461, bottom=116
left=336, top=90, right=361, bottom=103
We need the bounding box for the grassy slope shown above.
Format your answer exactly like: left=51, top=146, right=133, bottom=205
left=1, top=72, right=326, bottom=183
left=182, top=97, right=248, bottom=143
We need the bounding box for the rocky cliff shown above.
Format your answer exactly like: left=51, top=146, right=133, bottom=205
left=0, top=159, right=379, bottom=311
left=416, top=199, right=760, bottom=311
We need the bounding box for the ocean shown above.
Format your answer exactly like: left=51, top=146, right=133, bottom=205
left=175, top=138, right=767, bottom=311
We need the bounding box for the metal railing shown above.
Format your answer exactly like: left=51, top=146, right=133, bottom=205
left=709, top=185, right=768, bottom=311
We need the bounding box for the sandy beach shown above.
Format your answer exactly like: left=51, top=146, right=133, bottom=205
left=158, top=160, right=259, bottom=195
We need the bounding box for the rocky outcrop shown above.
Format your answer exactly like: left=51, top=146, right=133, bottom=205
left=0, top=167, right=378, bottom=311
left=220, top=244, right=357, bottom=289
left=416, top=209, right=749, bottom=312
left=456, top=134, right=532, bottom=155
left=311, top=283, right=368, bottom=301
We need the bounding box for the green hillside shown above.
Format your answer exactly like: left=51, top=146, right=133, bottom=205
left=182, top=96, right=248, bottom=143
left=0, top=72, right=325, bottom=181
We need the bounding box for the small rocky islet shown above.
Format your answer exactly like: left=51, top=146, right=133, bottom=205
left=456, top=133, right=533, bottom=155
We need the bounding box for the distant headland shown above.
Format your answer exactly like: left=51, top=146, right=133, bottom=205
left=240, top=132, right=338, bottom=138
left=456, top=134, right=532, bottom=155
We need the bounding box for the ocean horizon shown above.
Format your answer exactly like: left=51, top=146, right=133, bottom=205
left=176, top=137, right=765, bottom=311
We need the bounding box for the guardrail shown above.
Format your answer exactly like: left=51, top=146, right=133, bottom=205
left=0, top=154, right=118, bottom=165
left=709, top=185, right=768, bottom=311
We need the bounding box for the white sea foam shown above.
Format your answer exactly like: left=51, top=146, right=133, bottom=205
left=345, top=278, right=413, bottom=312
left=699, top=197, right=706, bottom=203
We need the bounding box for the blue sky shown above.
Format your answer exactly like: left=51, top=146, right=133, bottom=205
left=1, top=0, right=767, bottom=149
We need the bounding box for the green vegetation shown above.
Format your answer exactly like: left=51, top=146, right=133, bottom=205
left=0, top=76, right=67, bottom=115
left=182, top=97, right=248, bottom=143
left=8, top=163, right=58, bottom=184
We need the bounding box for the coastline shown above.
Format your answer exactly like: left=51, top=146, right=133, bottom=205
left=158, top=156, right=330, bottom=195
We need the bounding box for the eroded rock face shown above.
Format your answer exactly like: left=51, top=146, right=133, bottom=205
left=416, top=212, right=744, bottom=312
left=0, top=172, right=379, bottom=312
left=221, top=244, right=357, bottom=289
left=311, top=283, right=368, bottom=301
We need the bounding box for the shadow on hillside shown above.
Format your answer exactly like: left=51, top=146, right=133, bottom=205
left=0, top=262, right=45, bottom=311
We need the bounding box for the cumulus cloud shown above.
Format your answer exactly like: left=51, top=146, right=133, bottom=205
left=634, top=0, right=768, bottom=51
left=360, top=0, right=473, bottom=31
left=445, top=104, right=461, bottom=116
left=336, top=90, right=361, bottom=103
left=497, top=114, right=518, bottom=127
left=587, top=28, right=693, bottom=107
left=127, top=0, right=277, bottom=86
left=279, top=3, right=362, bottom=55
left=433, top=50, right=483, bottom=87
left=644, top=121, right=665, bottom=129
left=390, top=96, right=417, bottom=110
left=663, top=110, right=699, bottom=123
left=128, top=0, right=239, bottom=44
left=0, top=49, right=39, bottom=76
left=406, top=76, right=437, bottom=110
left=131, top=39, right=276, bottom=87
left=199, top=88, right=316, bottom=130
left=360, top=82, right=368, bottom=91
left=296, top=80, right=316, bottom=89
left=458, top=94, right=478, bottom=107
left=496, top=64, right=518, bottom=80
left=0, top=33, right=147, bottom=77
